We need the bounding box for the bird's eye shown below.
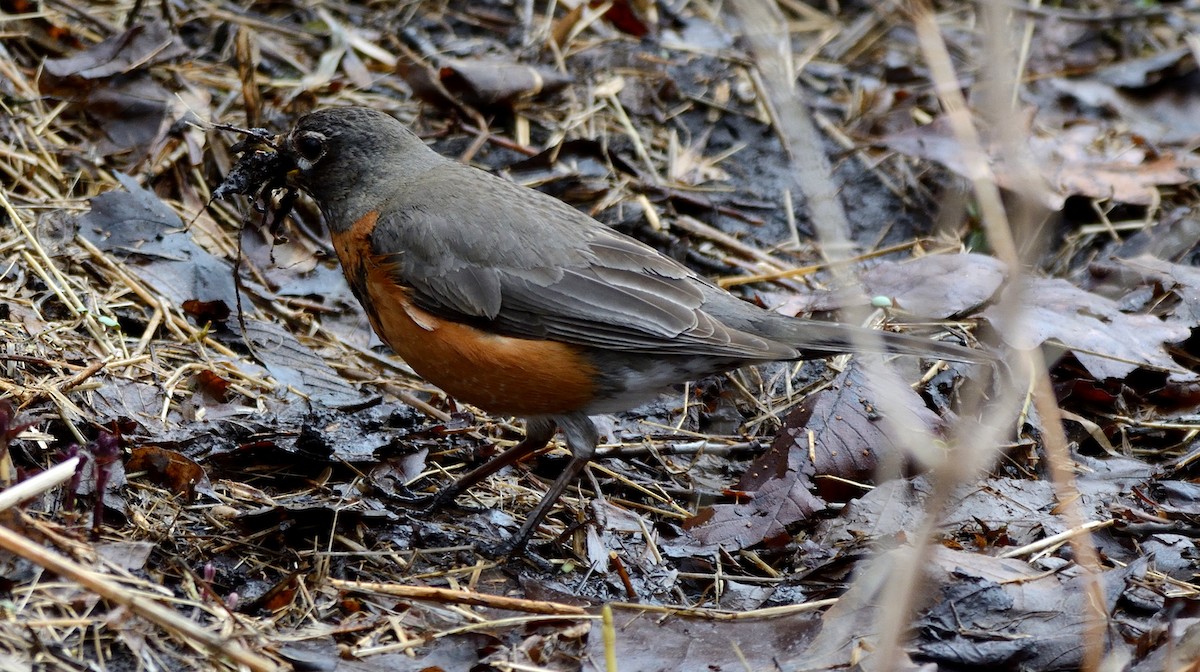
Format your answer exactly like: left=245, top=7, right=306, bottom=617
left=293, top=132, right=325, bottom=162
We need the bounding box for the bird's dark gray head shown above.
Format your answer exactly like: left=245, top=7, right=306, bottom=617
left=284, top=107, right=441, bottom=227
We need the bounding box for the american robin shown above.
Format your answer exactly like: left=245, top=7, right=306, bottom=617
left=278, top=106, right=986, bottom=555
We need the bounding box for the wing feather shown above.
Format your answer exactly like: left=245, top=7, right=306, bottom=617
left=366, top=163, right=792, bottom=358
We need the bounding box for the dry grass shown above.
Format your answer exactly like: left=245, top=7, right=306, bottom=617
left=1, top=1, right=1196, bottom=670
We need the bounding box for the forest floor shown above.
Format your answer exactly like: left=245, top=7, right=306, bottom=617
left=1, top=1, right=1199, bottom=671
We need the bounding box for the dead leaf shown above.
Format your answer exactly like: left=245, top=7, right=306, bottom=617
left=686, top=361, right=942, bottom=549
left=78, top=173, right=240, bottom=310
left=982, top=276, right=1192, bottom=381
left=912, top=550, right=1141, bottom=669
left=240, top=320, right=369, bottom=410
left=1036, top=125, right=1192, bottom=206
left=43, top=22, right=186, bottom=79
left=584, top=606, right=820, bottom=672
left=128, top=446, right=210, bottom=499
left=882, top=118, right=1193, bottom=208
left=814, top=476, right=1067, bottom=554
left=598, top=0, right=654, bottom=37
left=193, top=370, right=232, bottom=403
left=861, top=253, right=1006, bottom=318
left=779, top=546, right=1139, bottom=671
left=684, top=473, right=822, bottom=550
left=796, top=362, right=944, bottom=498
left=95, top=541, right=155, bottom=571
left=1048, top=48, right=1200, bottom=144
left=1090, top=255, right=1200, bottom=326
left=440, top=59, right=572, bottom=108
left=781, top=253, right=1007, bottom=317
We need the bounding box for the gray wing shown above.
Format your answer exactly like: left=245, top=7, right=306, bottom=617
left=367, top=165, right=793, bottom=359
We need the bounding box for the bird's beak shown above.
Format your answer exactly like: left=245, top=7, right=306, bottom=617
left=276, top=133, right=303, bottom=186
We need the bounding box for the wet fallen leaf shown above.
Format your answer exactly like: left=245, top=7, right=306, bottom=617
left=128, top=446, right=211, bottom=500
left=814, top=476, right=1067, bottom=554
left=582, top=606, right=820, bottom=672
left=239, top=319, right=369, bottom=410
left=882, top=118, right=1193, bottom=208
left=1048, top=48, right=1200, bottom=144
left=779, top=546, right=1141, bottom=670
left=43, top=22, right=186, bottom=79
left=683, top=447, right=823, bottom=551
left=780, top=253, right=1006, bottom=317
left=79, top=173, right=240, bottom=310
left=440, top=59, right=572, bottom=108
left=236, top=505, right=398, bottom=547
left=1089, top=255, right=1200, bottom=326
left=686, top=361, right=942, bottom=549
left=912, top=550, right=1142, bottom=669
left=982, top=276, right=1192, bottom=381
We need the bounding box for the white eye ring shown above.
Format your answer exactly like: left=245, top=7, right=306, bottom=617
left=293, top=131, right=327, bottom=169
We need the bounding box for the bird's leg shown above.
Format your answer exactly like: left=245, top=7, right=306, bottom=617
left=425, top=417, right=557, bottom=511
left=498, top=413, right=598, bottom=557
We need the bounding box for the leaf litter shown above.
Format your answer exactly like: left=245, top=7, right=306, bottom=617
left=0, top=2, right=1199, bottom=672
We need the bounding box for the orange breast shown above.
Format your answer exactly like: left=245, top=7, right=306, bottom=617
left=329, top=211, right=597, bottom=416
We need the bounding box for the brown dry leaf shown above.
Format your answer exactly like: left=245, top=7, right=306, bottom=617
left=181, top=300, right=232, bottom=327
left=1031, top=124, right=1192, bottom=207
left=686, top=361, right=940, bottom=549
left=397, top=54, right=467, bottom=113
left=881, top=119, right=1059, bottom=208
left=583, top=606, right=820, bottom=672
left=882, top=118, right=1192, bottom=208
left=43, top=22, right=186, bottom=79
left=127, top=446, right=210, bottom=499
left=1047, top=48, right=1200, bottom=144
left=982, top=277, right=1192, bottom=381
left=1090, top=255, right=1200, bottom=326
left=599, top=0, right=655, bottom=37
left=440, top=59, right=572, bottom=108
left=781, top=253, right=1006, bottom=317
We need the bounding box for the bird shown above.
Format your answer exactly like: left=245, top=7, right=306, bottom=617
left=276, top=106, right=987, bottom=556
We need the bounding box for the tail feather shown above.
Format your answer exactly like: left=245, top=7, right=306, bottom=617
left=765, top=317, right=991, bottom=364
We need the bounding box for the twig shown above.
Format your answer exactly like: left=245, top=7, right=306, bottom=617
left=0, top=514, right=279, bottom=671
left=998, top=519, right=1114, bottom=559
left=328, top=579, right=588, bottom=615
left=0, top=457, right=79, bottom=513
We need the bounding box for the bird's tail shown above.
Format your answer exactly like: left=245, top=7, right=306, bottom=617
left=763, top=315, right=992, bottom=364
